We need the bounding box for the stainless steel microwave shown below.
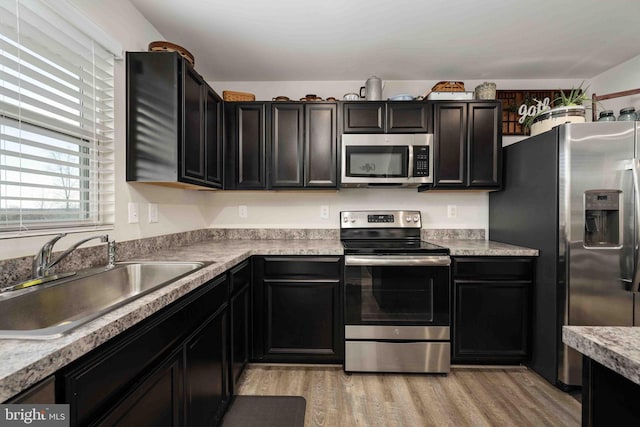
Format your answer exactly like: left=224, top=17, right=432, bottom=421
left=340, top=134, right=433, bottom=187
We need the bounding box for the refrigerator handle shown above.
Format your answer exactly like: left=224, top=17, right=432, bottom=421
left=628, top=158, right=640, bottom=292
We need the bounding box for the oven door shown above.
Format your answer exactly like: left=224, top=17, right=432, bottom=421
left=344, top=255, right=450, bottom=326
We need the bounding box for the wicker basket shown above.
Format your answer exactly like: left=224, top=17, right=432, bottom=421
left=223, top=90, right=256, bottom=102
left=431, top=81, right=465, bottom=92
left=148, top=41, right=194, bottom=66
left=475, top=82, right=496, bottom=100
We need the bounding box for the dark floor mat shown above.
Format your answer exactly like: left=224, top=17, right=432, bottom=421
left=221, top=395, right=306, bottom=427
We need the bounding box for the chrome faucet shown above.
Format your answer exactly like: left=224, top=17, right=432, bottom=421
left=32, top=233, right=111, bottom=278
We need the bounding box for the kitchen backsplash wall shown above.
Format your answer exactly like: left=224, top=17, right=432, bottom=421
left=206, top=189, right=488, bottom=229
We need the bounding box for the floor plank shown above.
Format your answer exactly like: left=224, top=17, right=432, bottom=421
left=235, top=365, right=581, bottom=427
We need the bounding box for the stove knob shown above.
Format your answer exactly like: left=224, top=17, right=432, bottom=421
left=413, top=215, right=420, bottom=223
left=350, top=218, right=356, bottom=223
left=405, top=216, right=412, bottom=222
left=343, top=216, right=349, bottom=223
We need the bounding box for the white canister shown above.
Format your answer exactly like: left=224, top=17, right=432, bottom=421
left=360, top=76, right=383, bottom=101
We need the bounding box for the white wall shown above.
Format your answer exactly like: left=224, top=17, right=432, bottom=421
left=590, top=54, right=640, bottom=118
left=208, top=189, right=487, bottom=230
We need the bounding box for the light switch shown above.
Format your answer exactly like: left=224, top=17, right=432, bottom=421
left=320, top=205, right=330, bottom=219
left=447, top=205, right=457, bottom=218
left=128, top=202, right=139, bottom=223
left=148, top=203, right=158, bottom=223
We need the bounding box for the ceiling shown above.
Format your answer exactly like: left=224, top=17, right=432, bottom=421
left=129, top=0, right=640, bottom=82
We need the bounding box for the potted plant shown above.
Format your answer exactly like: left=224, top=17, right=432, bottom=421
left=524, top=82, right=590, bottom=136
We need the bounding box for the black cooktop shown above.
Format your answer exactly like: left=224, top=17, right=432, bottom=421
left=341, top=239, right=449, bottom=255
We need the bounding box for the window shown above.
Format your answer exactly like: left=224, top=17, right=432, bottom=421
left=0, top=0, right=119, bottom=235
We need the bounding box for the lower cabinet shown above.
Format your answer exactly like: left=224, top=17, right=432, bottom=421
left=60, top=274, right=230, bottom=426
left=452, top=257, right=534, bottom=364
left=252, top=256, right=343, bottom=363
left=184, top=307, right=228, bottom=427
left=93, top=350, right=184, bottom=427
left=229, top=260, right=251, bottom=394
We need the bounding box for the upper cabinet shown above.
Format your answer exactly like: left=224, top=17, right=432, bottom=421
left=342, top=101, right=430, bottom=133
left=126, top=52, right=223, bottom=190
left=432, top=101, right=501, bottom=189
left=224, top=102, right=337, bottom=190
left=224, top=102, right=268, bottom=190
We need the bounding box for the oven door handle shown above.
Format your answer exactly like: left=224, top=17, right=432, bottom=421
left=344, top=255, right=451, bottom=267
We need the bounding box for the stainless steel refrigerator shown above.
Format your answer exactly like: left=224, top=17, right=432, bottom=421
left=489, top=122, right=640, bottom=388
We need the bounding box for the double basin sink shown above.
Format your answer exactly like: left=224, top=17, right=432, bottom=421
left=0, top=261, right=208, bottom=340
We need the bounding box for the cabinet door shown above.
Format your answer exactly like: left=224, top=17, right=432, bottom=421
left=184, top=307, right=229, bottom=427
left=94, top=351, right=183, bottom=427
left=182, top=65, right=206, bottom=182
left=387, top=102, right=430, bottom=133
left=229, top=259, right=251, bottom=394
left=433, top=102, right=467, bottom=187
left=453, top=280, right=530, bottom=363
left=468, top=102, right=501, bottom=188
left=264, top=279, right=341, bottom=362
left=230, top=284, right=250, bottom=392
left=271, top=103, right=304, bottom=187
left=343, top=102, right=385, bottom=133
left=236, top=104, right=267, bottom=189
left=205, top=88, right=222, bottom=186
left=305, top=103, right=337, bottom=187
left=126, top=52, right=180, bottom=183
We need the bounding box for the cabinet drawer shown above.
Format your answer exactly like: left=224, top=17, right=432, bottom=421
left=63, top=274, right=228, bottom=426
left=453, top=257, right=534, bottom=280
left=262, top=256, right=341, bottom=278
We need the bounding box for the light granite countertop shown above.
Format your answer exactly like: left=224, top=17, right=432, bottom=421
left=563, top=326, right=640, bottom=386
left=0, top=238, right=536, bottom=401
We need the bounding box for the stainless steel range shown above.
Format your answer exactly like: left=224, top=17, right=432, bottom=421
left=341, top=210, right=451, bottom=374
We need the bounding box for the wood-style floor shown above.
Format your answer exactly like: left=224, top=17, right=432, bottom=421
left=235, top=364, right=581, bottom=427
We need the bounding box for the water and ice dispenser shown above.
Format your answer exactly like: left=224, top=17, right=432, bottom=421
left=584, top=190, right=622, bottom=247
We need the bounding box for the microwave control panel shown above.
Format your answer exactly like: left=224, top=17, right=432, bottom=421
left=413, top=145, right=430, bottom=176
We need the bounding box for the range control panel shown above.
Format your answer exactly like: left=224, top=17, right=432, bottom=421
left=341, top=210, right=422, bottom=228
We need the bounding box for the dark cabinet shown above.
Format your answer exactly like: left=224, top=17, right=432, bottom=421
left=252, top=256, right=343, bottom=363
left=224, top=102, right=267, bottom=189
left=387, top=102, right=430, bottom=133
left=229, top=260, right=251, bottom=394
left=342, top=101, right=430, bottom=133
left=452, top=257, right=534, bottom=364
left=304, top=103, right=337, bottom=187
left=342, top=102, right=385, bottom=133
left=7, top=376, right=55, bottom=404
left=93, top=350, right=184, bottom=427
left=184, top=305, right=228, bottom=427
left=271, top=103, right=304, bottom=187
left=225, top=102, right=337, bottom=189
left=126, top=51, right=223, bottom=189
left=432, top=101, right=501, bottom=189
left=61, top=274, right=230, bottom=426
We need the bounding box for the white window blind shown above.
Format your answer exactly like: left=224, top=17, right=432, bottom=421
left=0, top=0, right=116, bottom=235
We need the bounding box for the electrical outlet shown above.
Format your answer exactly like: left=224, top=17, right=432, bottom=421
left=447, top=205, right=457, bottom=218
left=320, top=205, right=330, bottom=219
left=148, top=203, right=158, bottom=223
left=128, top=202, right=139, bottom=223
left=239, top=205, right=248, bottom=218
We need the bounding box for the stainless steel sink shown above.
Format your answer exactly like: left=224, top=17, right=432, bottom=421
left=0, top=261, right=208, bottom=340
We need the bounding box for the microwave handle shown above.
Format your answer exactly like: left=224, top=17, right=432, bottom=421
left=408, top=145, right=414, bottom=178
